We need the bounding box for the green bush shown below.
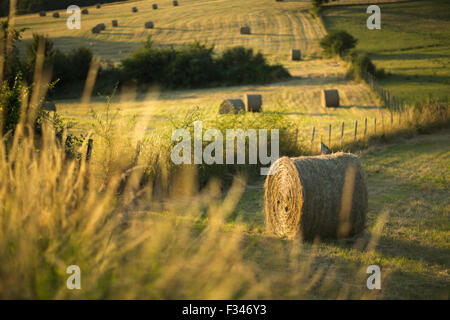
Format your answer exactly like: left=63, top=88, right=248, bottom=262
left=320, top=31, right=357, bottom=57
left=0, top=75, right=23, bottom=134
left=347, top=51, right=376, bottom=80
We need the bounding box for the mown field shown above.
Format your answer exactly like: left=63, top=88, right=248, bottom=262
left=322, top=0, right=450, bottom=103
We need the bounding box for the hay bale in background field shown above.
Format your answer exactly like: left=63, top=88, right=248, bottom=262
left=145, top=21, right=154, bottom=29
left=39, top=11, right=46, bottom=16
left=153, top=4, right=158, bottom=9
left=218, top=99, right=245, bottom=114
left=97, top=23, right=106, bottom=31
left=112, top=20, right=118, bottom=27
left=265, top=153, right=368, bottom=241
left=92, top=25, right=101, bottom=34
left=322, top=89, right=340, bottom=108
left=132, top=7, right=138, bottom=13
left=82, top=9, right=89, bottom=15
left=96, top=3, right=101, bottom=9
left=240, top=26, right=251, bottom=35
left=291, top=49, right=301, bottom=61
left=173, top=0, right=179, bottom=6
left=52, top=12, right=60, bottom=18
left=245, top=94, right=262, bottom=112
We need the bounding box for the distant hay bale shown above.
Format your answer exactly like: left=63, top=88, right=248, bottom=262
left=265, top=153, right=368, bottom=241
left=291, top=49, right=301, bottom=61
left=39, top=11, right=46, bottom=17
left=218, top=99, right=245, bottom=114
left=96, top=3, right=101, bottom=9
left=322, top=89, right=340, bottom=108
left=42, top=101, right=56, bottom=112
left=82, top=9, right=89, bottom=15
left=173, top=0, right=179, bottom=6
left=245, top=94, right=262, bottom=112
left=92, top=25, right=101, bottom=34
left=145, top=21, right=154, bottom=29
left=153, top=4, right=158, bottom=9
left=52, top=12, right=60, bottom=18
left=112, top=20, right=118, bottom=27
left=97, top=23, right=106, bottom=31
left=132, top=7, right=138, bottom=13
left=240, top=26, right=251, bottom=35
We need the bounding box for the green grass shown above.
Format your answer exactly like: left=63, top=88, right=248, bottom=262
left=234, top=129, right=450, bottom=299
left=322, top=0, right=450, bottom=103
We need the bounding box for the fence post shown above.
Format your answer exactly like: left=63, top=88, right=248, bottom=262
left=354, top=120, right=358, bottom=141
left=311, top=126, right=315, bottom=153
left=387, top=91, right=390, bottom=109
left=390, top=111, right=393, bottom=127
left=381, top=111, right=385, bottom=133
left=364, top=118, right=367, bottom=137
left=374, top=118, right=377, bottom=135
left=328, top=124, right=331, bottom=147
left=86, top=139, right=93, bottom=163
left=340, top=122, right=344, bottom=148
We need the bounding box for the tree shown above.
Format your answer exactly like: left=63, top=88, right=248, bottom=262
left=320, top=31, right=357, bottom=57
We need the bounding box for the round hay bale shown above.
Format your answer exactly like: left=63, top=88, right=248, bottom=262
left=112, top=20, right=118, bottom=27
left=291, top=49, right=301, bottom=61
left=265, top=153, right=368, bottom=241
left=39, top=11, right=46, bottom=17
left=245, top=94, right=262, bottom=112
left=96, top=3, right=101, bottom=9
left=42, top=101, right=56, bottom=112
left=92, top=25, right=101, bottom=34
left=218, top=99, right=245, bottom=114
left=97, top=23, right=106, bottom=31
left=240, top=26, right=251, bottom=35
left=153, top=4, right=158, bottom=9
left=132, top=7, right=138, bottom=13
left=145, top=21, right=154, bottom=29
left=322, top=89, right=340, bottom=108
left=173, top=0, right=179, bottom=6
left=82, top=9, right=89, bottom=15
left=52, top=12, right=60, bottom=18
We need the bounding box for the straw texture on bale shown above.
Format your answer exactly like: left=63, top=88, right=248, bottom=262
left=218, top=99, right=245, bottom=114
left=265, top=153, right=368, bottom=241
left=245, top=94, right=262, bottom=112
left=132, top=7, right=138, bottom=12
left=52, top=12, right=60, bottom=18
left=292, top=49, right=301, bottom=61
left=112, top=20, right=118, bottom=27
left=322, top=89, right=340, bottom=108
left=145, top=21, right=154, bottom=29
left=82, top=9, right=89, bottom=14
left=240, top=26, right=251, bottom=35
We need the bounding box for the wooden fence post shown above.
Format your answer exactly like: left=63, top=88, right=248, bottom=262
left=390, top=111, right=393, bottom=127
left=86, top=139, right=93, bottom=163
left=340, top=122, right=344, bottom=148
left=311, top=126, right=315, bottom=153
left=364, top=118, right=367, bottom=137
left=374, top=118, right=377, bottom=135
left=354, top=120, right=358, bottom=141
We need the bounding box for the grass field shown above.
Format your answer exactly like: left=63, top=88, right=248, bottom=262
left=322, top=0, right=450, bottom=103
left=235, top=129, right=450, bottom=299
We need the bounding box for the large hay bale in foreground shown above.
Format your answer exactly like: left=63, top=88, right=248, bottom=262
left=291, top=49, right=301, bottom=61
left=245, top=94, right=262, bottom=112
left=240, top=26, right=251, bottom=35
left=265, top=153, right=368, bottom=241
left=145, top=21, right=154, bottom=29
left=218, top=99, right=245, bottom=114
left=112, top=20, right=118, bottom=27
left=322, top=89, right=340, bottom=108
left=132, top=7, right=138, bottom=12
